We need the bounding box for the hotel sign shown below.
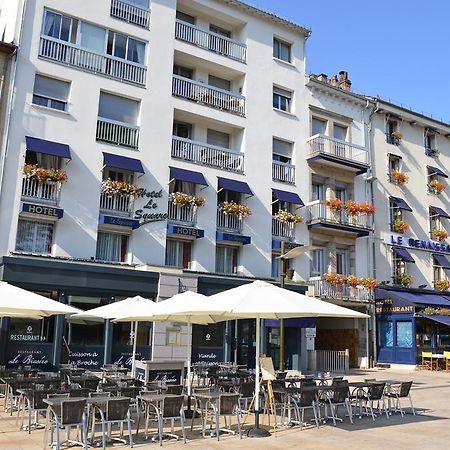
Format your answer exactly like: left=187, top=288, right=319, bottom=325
left=134, top=188, right=168, bottom=225
left=167, top=224, right=204, bottom=239
left=376, top=298, right=414, bottom=314
left=22, top=203, right=63, bottom=219
left=384, top=233, right=450, bottom=255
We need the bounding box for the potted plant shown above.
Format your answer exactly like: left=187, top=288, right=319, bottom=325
left=429, top=179, right=445, bottom=194
left=101, top=179, right=139, bottom=197
left=426, top=147, right=440, bottom=157
left=23, top=164, right=68, bottom=183
left=360, top=277, right=378, bottom=290
left=391, top=170, right=408, bottom=185
left=345, top=274, right=360, bottom=288
left=392, top=219, right=409, bottom=234
left=434, top=280, right=450, bottom=292
left=323, top=273, right=345, bottom=286
left=220, top=201, right=251, bottom=218
left=273, top=210, right=303, bottom=224
left=432, top=229, right=449, bottom=242
left=394, top=273, right=412, bottom=287
left=358, top=202, right=376, bottom=215
left=391, top=130, right=402, bottom=145
left=344, top=200, right=360, bottom=216
left=169, top=192, right=205, bottom=207
left=324, top=198, right=343, bottom=212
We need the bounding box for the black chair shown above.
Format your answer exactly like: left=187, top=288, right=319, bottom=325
left=166, top=384, right=183, bottom=395
left=238, top=381, right=254, bottom=414
left=320, top=382, right=353, bottom=426
left=354, top=382, right=388, bottom=420
left=289, top=388, right=320, bottom=430
left=384, top=381, right=415, bottom=417
left=209, top=393, right=241, bottom=441
left=157, top=395, right=186, bottom=445
left=19, top=389, right=49, bottom=433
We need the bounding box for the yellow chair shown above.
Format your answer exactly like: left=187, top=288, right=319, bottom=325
left=421, top=352, right=437, bottom=370
left=444, top=351, right=450, bottom=372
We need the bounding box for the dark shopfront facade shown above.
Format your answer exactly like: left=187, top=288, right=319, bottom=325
left=0, top=256, right=159, bottom=370
left=195, top=275, right=308, bottom=370
left=376, top=287, right=450, bottom=365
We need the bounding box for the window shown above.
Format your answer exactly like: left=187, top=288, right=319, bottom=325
left=396, top=321, right=413, bottom=348
left=9, top=316, right=55, bottom=343
left=216, top=245, right=239, bottom=274
left=98, top=92, right=139, bottom=125
left=176, top=11, right=195, bottom=24
left=217, top=189, right=240, bottom=205
left=165, top=239, right=192, bottom=268
left=335, top=186, right=348, bottom=202
left=15, top=220, right=54, bottom=255
left=271, top=251, right=290, bottom=278
left=32, top=74, right=70, bottom=111
left=207, top=129, right=230, bottom=148
left=208, top=75, right=231, bottom=91
left=333, top=124, right=347, bottom=141
left=96, top=232, right=128, bottom=262
left=173, top=64, right=193, bottom=79
left=424, top=130, right=436, bottom=155
left=273, top=37, right=291, bottom=62
left=427, top=167, right=446, bottom=194
left=123, top=0, right=150, bottom=8
left=312, top=117, right=326, bottom=136
left=433, top=255, right=446, bottom=284
left=79, top=22, right=106, bottom=53
left=272, top=138, right=292, bottom=164
left=378, top=321, right=393, bottom=347
left=311, top=247, right=327, bottom=276
left=429, top=207, right=444, bottom=238
left=42, top=10, right=78, bottom=43
left=392, top=249, right=406, bottom=279
left=336, top=248, right=350, bottom=275
left=173, top=121, right=192, bottom=139
left=273, top=86, right=292, bottom=112
left=312, top=182, right=325, bottom=201
left=386, top=119, right=400, bottom=145
left=388, top=154, right=402, bottom=181
left=25, top=150, right=60, bottom=170
left=106, top=31, right=145, bottom=64
left=389, top=198, right=403, bottom=230
left=104, top=168, right=133, bottom=183
left=209, top=24, right=231, bottom=38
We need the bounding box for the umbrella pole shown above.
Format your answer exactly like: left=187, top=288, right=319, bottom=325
left=184, top=319, right=194, bottom=418
left=131, top=321, right=138, bottom=377
left=247, top=316, right=270, bottom=438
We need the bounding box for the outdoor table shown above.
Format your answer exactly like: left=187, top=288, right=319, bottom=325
left=191, top=391, right=222, bottom=436
left=136, top=393, right=179, bottom=439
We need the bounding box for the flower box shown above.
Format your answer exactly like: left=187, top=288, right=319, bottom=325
left=273, top=210, right=303, bottom=224
left=23, top=164, right=68, bottom=183
left=391, top=170, right=408, bottom=185
left=391, top=131, right=402, bottom=145
left=432, top=229, right=448, bottom=242
left=220, top=201, right=251, bottom=218
left=324, top=198, right=343, bottom=212
left=429, top=179, right=445, bottom=194
left=426, top=148, right=440, bottom=157
left=394, top=273, right=412, bottom=287
left=434, top=280, right=450, bottom=292
left=392, top=219, right=409, bottom=234
left=101, top=179, right=139, bottom=197
left=169, top=192, right=205, bottom=207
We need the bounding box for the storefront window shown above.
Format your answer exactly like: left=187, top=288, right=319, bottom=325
left=378, top=320, right=393, bottom=347
left=396, top=321, right=413, bottom=348
left=436, top=324, right=450, bottom=347
left=9, top=317, right=55, bottom=343
left=113, top=321, right=151, bottom=346
left=416, top=318, right=433, bottom=348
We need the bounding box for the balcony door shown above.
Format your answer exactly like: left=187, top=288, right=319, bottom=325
left=336, top=248, right=350, bottom=275
left=333, top=125, right=347, bottom=157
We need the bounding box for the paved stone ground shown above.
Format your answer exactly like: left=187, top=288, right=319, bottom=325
left=1, top=367, right=449, bottom=449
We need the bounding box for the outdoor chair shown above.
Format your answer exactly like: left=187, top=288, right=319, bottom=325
left=352, top=382, right=388, bottom=420
left=444, top=351, right=450, bottom=372
left=18, top=389, right=49, bottom=433
left=95, top=397, right=133, bottom=450
left=190, top=387, right=214, bottom=432
left=319, top=381, right=353, bottom=426
left=421, top=352, right=438, bottom=370
left=288, top=388, right=320, bottom=430
left=238, top=381, right=254, bottom=414
left=384, top=381, right=415, bottom=417
left=156, top=394, right=186, bottom=445
left=208, top=393, right=241, bottom=441
left=44, top=398, right=88, bottom=450
left=166, top=384, right=183, bottom=395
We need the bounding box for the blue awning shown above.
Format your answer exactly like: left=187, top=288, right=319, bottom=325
left=428, top=165, right=448, bottom=178
left=103, top=152, right=144, bottom=173
left=393, top=247, right=415, bottom=263
left=25, top=136, right=71, bottom=159
left=419, top=314, right=450, bottom=327
left=390, top=196, right=412, bottom=211
left=272, top=188, right=304, bottom=206
left=430, top=206, right=450, bottom=219
left=170, top=166, right=207, bottom=186
left=265, top=318, right=316, bottom=328
left=376, top=289, right=450, bottom=307
left=433, top=253, right=450, bottom=269
left=217, top=177, right=253, bottom=196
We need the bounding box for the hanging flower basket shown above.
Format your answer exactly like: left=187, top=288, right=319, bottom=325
left=434, top=280, right=450, bottom=292
left=101, top=179, right=139, bottom=197
left=169, top=192, right=205, bottom=207
left=324, top=198, right=343, bottom=212
left=432, top=229, right=449, bottom=242
left=429, top=179, right=445, bottom=194
left=394, top=273, right=412, bottom=287
left=392, top=219, right=409, bottom=234
left=273, top=210, right=303, bottom=224
left=23, top=164, right=68, bottom=183
left=220, top=201, right=251, bottom=218
left=391, top=170, right=408, bottom=185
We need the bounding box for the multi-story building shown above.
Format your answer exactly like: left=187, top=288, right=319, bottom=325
left=0, top=0, right=321, bottom=371
left=371, top=99, right=450, bottom=367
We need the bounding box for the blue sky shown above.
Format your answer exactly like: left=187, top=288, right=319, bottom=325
left=250, top=0, right=449, bottom=123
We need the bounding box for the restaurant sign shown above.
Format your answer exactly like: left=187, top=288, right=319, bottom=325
left=67, top=346, right=104, bottom=369
left=384, top=233, right=450, bottom=254
left=148, top=369, right=182, bottom=385
left=6, top=342, right=53, bottom=369
left=111, top=346, right=151, bottom=369
left=376, top=298, right=414, bottom=315
left=191, top=346, right=224, bottom=365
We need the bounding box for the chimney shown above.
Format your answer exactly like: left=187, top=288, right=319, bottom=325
left=338, top=70, right=352, bottom=91
left=317, top=73, right=328, bottom=83
left=330, top=75, right=339, bottom=87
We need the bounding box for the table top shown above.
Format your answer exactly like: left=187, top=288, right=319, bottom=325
left=193, top=391, right=222, bottom=400
left=43, top=395, right=130, bottom=408
left=137, top=393, right=179, bottom=403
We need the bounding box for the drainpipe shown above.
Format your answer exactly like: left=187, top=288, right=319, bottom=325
left=0, top=0, right=26, bottom=202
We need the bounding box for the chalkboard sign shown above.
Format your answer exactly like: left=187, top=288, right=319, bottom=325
left=259, top=356, right=276, bottom=381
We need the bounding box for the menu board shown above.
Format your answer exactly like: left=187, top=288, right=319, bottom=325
left=259, top=356, right=276, bottom=381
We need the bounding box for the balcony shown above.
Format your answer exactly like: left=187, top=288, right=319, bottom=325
left=272, top=217, right=295, bottom=240
left=175, top=19, right=247, bottom=63
left=39, top=36, right=147, bottom=86
left=21, top=177, right=61, bottom=205
left=217, top=209, right=243, bottom=233
left=306, top=134, right=369, bottom=174
left=172, top=75, right=245, bottom=116
left=305, top=200, right=372, bottom=237
left=96, top=118, right=140, bottom=149
left=309, top=277, right=374, bottom=303
left=171, top=136, right=244, bottom=173
left=110, top=0, right=151, bottom=28
left=167, top=202, right=197, bottom=226
left=272, top=161, right=295, bottom=184
left=100, top=192, right=135, bottom=217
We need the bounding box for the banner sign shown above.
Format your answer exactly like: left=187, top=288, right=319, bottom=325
left=22, top=203, right=63, bottom=219
left=376, top=298, right=415, bottom=315
left=67, top=346, right=104, bottom=369
left=384, top=233, right=450, bottom=255
left=191, top=346, right=224, bottom=364
left=111, top=346, right=151, bottom=369
left=100, top=215, right=140, bottom=229
left=216, top=232, right=251, bottom=245
left=148, top=369, right=182, bottom=385
left=6, top=342, right=53, bottom=369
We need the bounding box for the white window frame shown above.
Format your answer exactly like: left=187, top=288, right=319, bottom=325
left=215, top=245, right=239, bottom=275
left=96, top=231, right=129, bottom=263
left=32, top=74, right=70, bottom=112
left=273, top=37, right=291, bottom=62
left=165, top=239, right=192, bottom=269
left=273, top=86, right=292, bottom=112
left=15, top=219, right=54, bottom=255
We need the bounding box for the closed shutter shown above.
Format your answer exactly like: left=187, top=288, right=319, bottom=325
left=208, top=75, right=231, bottom=91
left=207, top=129, right=230, bottom=148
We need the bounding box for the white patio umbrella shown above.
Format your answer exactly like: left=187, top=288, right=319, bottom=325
left=200, top=280, right=369, bottom=437
left=114, top=291, right=218, bottom=398
left=72, top=295, right=156, bottom=374
left=0, top=281, right=81, bottom=317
